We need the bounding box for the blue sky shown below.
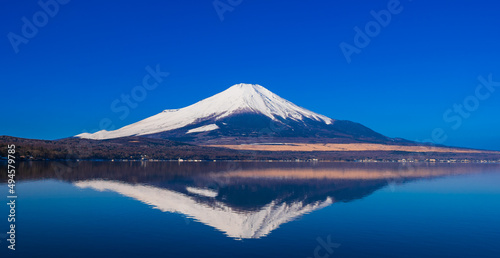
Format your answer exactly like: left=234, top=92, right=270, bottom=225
left=1, top=0, right=499, bottom=150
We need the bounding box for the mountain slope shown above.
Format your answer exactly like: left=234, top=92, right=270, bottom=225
left=76, top=83, right=398, bottom=144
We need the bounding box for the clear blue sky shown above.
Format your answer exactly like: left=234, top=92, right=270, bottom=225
left=1, top=0, right=499, bottom=150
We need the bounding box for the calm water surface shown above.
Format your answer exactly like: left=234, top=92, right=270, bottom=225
left=1, top=161, right=500, bottom=257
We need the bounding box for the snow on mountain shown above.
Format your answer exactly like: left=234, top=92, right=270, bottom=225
left=74, top=180, right=333, bottom=239
left=76, top=83, right=333, bottom=140
left=186, top=124, right=219, bottom=134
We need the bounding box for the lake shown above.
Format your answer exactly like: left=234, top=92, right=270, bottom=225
left=1, top=161, right=500, bottom=257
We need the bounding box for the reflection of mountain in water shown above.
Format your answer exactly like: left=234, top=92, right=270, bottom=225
left=5, top=161, right=498, bottom=239
left=74, top=172, right=398, bottom=239
left=75, top=180, right=333, bottom=239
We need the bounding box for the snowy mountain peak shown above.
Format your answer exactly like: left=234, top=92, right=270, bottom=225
left=199, top=83, right=332, bottom=123
left=224, top=83, right=273, bottom=97
left=229, top=83, right=263, bottom=90
left=76, top=83, right=334, bottom=140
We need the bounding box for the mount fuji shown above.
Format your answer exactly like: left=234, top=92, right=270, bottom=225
left=76, top=84, right=404, bottom=145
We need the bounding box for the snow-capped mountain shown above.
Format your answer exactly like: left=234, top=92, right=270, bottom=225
left=76, top=83, right=393, bottom=144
